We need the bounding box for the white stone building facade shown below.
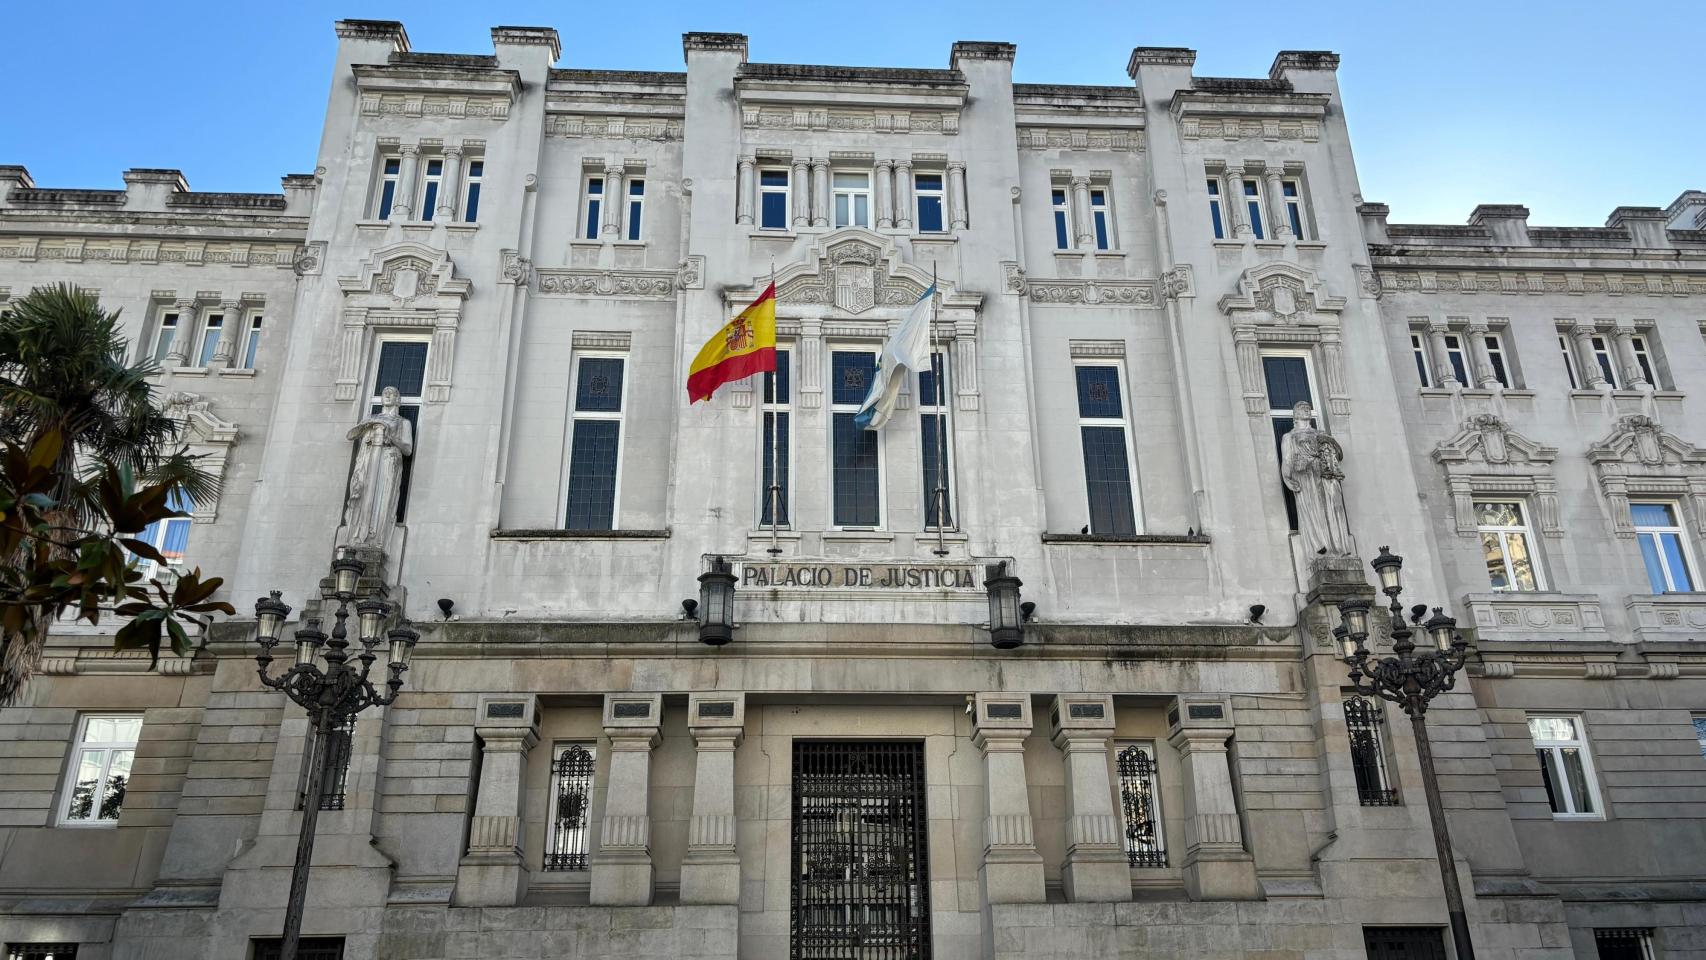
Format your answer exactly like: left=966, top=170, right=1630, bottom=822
left=1, top=20, right=1703, bottom=960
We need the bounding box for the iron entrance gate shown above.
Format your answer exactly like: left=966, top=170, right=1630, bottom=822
left=791, top=740, right=931, bottom=959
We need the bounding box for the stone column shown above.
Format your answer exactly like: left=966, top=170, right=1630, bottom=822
left=601, top=165, right=626, bottom=238
left=680, top=693, right=744, bottom=904
left=590, top=693, right=661, bottom=906
left=1427, top=318, right=1461, bottom=388
left=1613, top=323, right=1651, bottom=389
left=1049, top=695, right=1130, bottom=903
left=971, top=693, right=1045, bottom=904
left=791, top=157, right=811, bottom=227
left=893, top=159, right=914, bottom=230
left=810, top=159, right=829, bottom=227
left=736, top=155, right=756, bottom=225
left=454, top=695, right=540, bottom=906
left=1166, top=697, right=1261, bottom=900
left=1264, top=169, right=1293, bottom=239
left=1223, top=168, right=1250, bottom=238
left=1070, top=176, right=1094, bottom=248
left=437, top=145, right=463, bottom=220
left=165, top=299, right=195, bottom=367
left=210, top=299, right=241, bottom=365
left=391, top=143, right=420, bottom=221
left=874, top=159, right=894, bottom=229
left=1464, top=319, right=1499, bottom=389
left=1570, top=322, right=1609, bottom=388
left=948, top=162, right=968, bottom=230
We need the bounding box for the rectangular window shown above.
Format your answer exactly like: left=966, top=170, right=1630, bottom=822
left=1590, top=334, right=1619, bottom=387
left=462, top=159, right=483, bottom=223
left=1632, top=502, right=1697, bottom=592
left=195, top=315, right=223, bottom=367
left=1409, top=333, right=1431, bottom=387
left=6, top=946, right=79, bottom=960
left=832, top=171, right=871, bottom=229
left=1345, top=696, right=1399, bottom=805
left=583, top=176, right=604, bottom=240
left=1593, top=928, right=1656, bottom=960
left=915, top=172, right=945, bottom=233
left=1090, top=187, right=1112, bottom=250
left=1630, top=334, right=1657, bottom=387
left=919, top=352, right=953, bottom=528
left=1484, top=332, right=1511, bottom=388
left=370, top=339, right=428, bottom=520
left=1053, top=188, right=1071, bottom=249
left=375, top=157, right=400, bottom=219
left=1074, top=363, right=1138, bottom=536
left=152, top=312, right=178, bottom=365
left=626, top=178, right=645, bottom=241
left=59, top=715, right=141, bottom=825
left=759, top=167, right=790, bottom=230
left=565, top=355, right=626, bottom=530
left=1282, top=178, right=1307, bottom=239
left=1441, top=333, right=1469, bottom=385
left=1476, top=500, right=1543, bottom=591
left=239, top=316, right=263, bottom=370
left=761, top=349, right=792, bottom=526
left=1261, top=351, right=1318, bottom=530
left=419, top=158, right=443, bottom=221
left=1115, top=743, right=1166, bottom=866
left=1528, top=715, right=1601, bottom=817
left=1559, top=334, right=1579, bottom=389
left=251, top=937, right=344, bottom=960
left=1363, top=928, right=1446, bottom=960
left=1243, top=179, right=1265, bottom=239
left=544, top=743, right=596, bottom=871
left=1206, top=178, right=1224, bottom=239
left=1694, top=715, right=1706, bottom=760
left=134, top=488, right=192, bottom=579
left=830, top=349, right=881, bottom=527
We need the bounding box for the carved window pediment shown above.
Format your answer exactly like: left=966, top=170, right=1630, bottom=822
left=1587, top=414, right=1706, bottom=537
left=161, top=391, right=239, bottom=523
left=1432, top=415, right=1561, bottom=537
left=334, top=242, right=470, bottom=402
left=1222, top=262, right=1351, bottom=418
left=765, top=230, right=960, bottom=317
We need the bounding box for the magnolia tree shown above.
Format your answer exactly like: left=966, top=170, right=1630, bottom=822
left=0, top=284, right=233, bottom=705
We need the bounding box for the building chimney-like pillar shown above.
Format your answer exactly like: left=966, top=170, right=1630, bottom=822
left=589, top=694, right=661, bottom=906
left=972, top=693, right=1046, bottom=904
left=453, top=695, right=540, bottom=906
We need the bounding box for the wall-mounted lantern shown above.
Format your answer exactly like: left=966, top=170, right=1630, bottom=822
left=696, top=556, right=738, bottom=646
left=983, top=561, right=1026, bottom=649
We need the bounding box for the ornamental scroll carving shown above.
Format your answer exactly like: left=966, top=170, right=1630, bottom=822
left=1218, top=261, right=1351, bottom=418
left=1587, top=414, right=1706, bottom=537
left=1027, top=280, right=1159, bottom=307
left=1431, top=414, right=1562, bottom=538
left=335, top=242, right=471, bottom=403
left=535, top=270, right=676, bottom=299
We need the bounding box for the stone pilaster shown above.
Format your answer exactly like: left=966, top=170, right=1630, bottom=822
left=893, top=159, right=914, bottom=230
left=1070, top=176, right=1094, bottom=247
left=1049, top=694, right=1131, bottom=903
left=165, top=299, right=195, bottom=367
left=210, top=300, right=241, bottom=365
left=1571, top=321, right=1609, bottom=388
left=1224, top=167, right=1250, bottom=238
left=791, top=157, right=810, bottom=227
left=1612, top=321, right=1651, bottom=389
left=391, top=143, right=419, bottom=221
left=810, top=158, right=829, bottom=227
left=454, top=695, right=540, bottom=906
left=1264, top=169, right=1293, bottom=238
left=680, top=693, right=745, bottom=904
left=948, top=162, right=968, bottom=230
left=1465, top=319, right=1500, bottom=389
left=601, top=165, right=626, bottom=237
left=874, top=158, right=894, bottom=229
left=590, top=693, right=661, bottom=906
left=437, top=145, right=463, bottom=220
left=1166, top=696, right=1261, bottom=901
left=1427, top=318, right=1461, bottom=388
left=736, top=155, right=755, bottom=225
left=972, top=693, right=1045, bottom=904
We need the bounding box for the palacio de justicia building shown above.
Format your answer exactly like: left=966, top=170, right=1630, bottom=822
left=3, top=19, right=1705, bottom=960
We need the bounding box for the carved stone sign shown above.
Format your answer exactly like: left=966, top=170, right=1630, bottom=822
left=737, top=561, right=980, bottom=592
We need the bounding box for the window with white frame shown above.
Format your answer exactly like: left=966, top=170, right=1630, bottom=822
left=1052, top=187, right=1071, bottom=249
left=419, top=158, right=444, bottom=221
left=582, top=175, right=604, bottom=240
left=1528, top=715, right=1601, bottom=818
left=133, top=488, right=192, bottom=580
left=625, top=178, right=646, bottom=241
left=830, top=348, right=881, bottom=527
left=1589, top=334, right=1619, bottom=387
left=760, top=348, right=792, bottom=527
left=1241, top=177, right=1266, bottom=239
left=1629, top=333, right=1659, bottom=387
left=59, top=715, right=141, bottom=826
left=462, top=158, right=483, bottom=223
left=1260, top=350, right=1319, bottom=530
left=1089, top=187, right=1113, bottom=250
left=1409, top=333, right=1431, bottom=387
left=1476, top=501, right=1543, bottom=591
left=1483, top=331, right=1511, bottom=388
left=1115, top=743, right=1166, bottom=866
left=564, top=354, right=626, bottom=530
left=369, top=339, right=428, bottom=520
left=1559, top=334, right=1579, bottom=389
left=832, top=171, right=871, bottom=229
left=1206, top=178, right=1225, bottom=239
left=1074, top=362, right=1139, bottom=536
left=151, top=311, right=179, bottom=365
left=915, top=172, right=945, bottom=233
left=1692, top=715, right=1706, bottom=760
left=1440, top=333, right=1470, bottom=385
left=6, top=943, right=80, bottom=960
left=1281, top=178, right=1308, bottom=239
left=758, top=167, right=790, bottom=230
left=238, top=315, right=264, bottom=370
left=919, top=352, right=953, bottom=528
left=374, top=156, right=400, bottom=219
left=544, top=742, right=596, bottom=871
left=1593, top=928, right=1656, bottom=960
left=193, top=313, right=223, bottom=368
left=1632, top=501, right=1697, bottom=593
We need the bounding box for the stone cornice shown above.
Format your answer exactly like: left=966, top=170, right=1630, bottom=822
left=0, top=235, right=304, bottom=269
left=1372, top=263, right=1706, bottom=297
left=352, top=62, right=522, bottom=104
left=534, top=267, right=679, bottom=299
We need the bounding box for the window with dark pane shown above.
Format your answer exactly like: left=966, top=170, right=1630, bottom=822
left=369, top=340, right=428, bottom=520
left=6, top=945, right=79, bottom=960
left=251, top=937, right=344, bottom=960
left=1116, top=744, right=1166, bottom=866
left=919, top=353, right=952, bottom=528
left=1074, top=364, right=1136, bottom=536
left=298, top=716, right=355, bottom=812
left=830, top=351, right=881, bottom=527
left=1592, top=929, right=1655, bottom=960
left=545, top=743, right=596, bottom=871
left=1344, top=697, right=1399, bottom=805
left=1261, top=354, right=1314, bottom=530
left=1362, top=927, right=1446, bottom=960
left=759, top=168, right=790, bottom=229
left=762, top=351, right=792, bottom=526
left=565, top=356, right=625, bottom=530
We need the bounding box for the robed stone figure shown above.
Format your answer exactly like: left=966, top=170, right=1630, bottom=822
left=342, top=386, right=414, bottom=548
left=1280, top=401, right=1353, bottom=561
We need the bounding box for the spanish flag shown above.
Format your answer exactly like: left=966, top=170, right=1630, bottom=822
left=687, top=283, right=778, bottom=403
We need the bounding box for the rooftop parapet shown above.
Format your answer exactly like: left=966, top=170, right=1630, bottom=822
left=335, top=19, right=409, bottom=53
left=1467, top=204, right=1531, bottom=246
left=1127, top=47, right=1196, bottom=78
left=492, top=25, right=560, bottom=62
left=1667, top=190, right=1706, bottom=230
left=0, top=165, right=35, bottom=193
left=1605, top=206, right=1672, bottom=248
left=950, top=41, right=1016, bottom=70
left=683, top=32, right=748, bottom=63
left=1269, top=51, right=1340, bottom=79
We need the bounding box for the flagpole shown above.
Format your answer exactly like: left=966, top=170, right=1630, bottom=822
left=767, top=261, right=783, bottom=557
left=930, top=263, right=949, bottom=558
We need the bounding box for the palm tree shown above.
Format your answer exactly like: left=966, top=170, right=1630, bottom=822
left=0, top=283, right=220, bottom=704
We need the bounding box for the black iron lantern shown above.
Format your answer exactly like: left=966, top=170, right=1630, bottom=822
left=984, top=561, right=1025, bottom=649
left=1371, top=546, right=1404, bottom=595
left=697, top=556, right=737, bottom=646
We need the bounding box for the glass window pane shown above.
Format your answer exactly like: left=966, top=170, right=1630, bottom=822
left=1261, top=356, right=1312, bottom=409
left=1693, top=717, right=1706, bottom=759
left=160, top=518, right=190, bottom=562
left=1535, top=748, right=1561, bottom=813
left=835, top=194, right=850, bottom=228
left=761, top=411, right=789, bottom=526
left=1094, top=212, right=1110, bottom=249
left=1560, top=747, right=1594, bottom=814
left=100, top=749, right=133, bottom=820
left=1247, top=201, right=1264, bottom=238
left=921, top=414, right=952, bottom=527
left=375, top=342, right=429, bottom=397
left=1482, top=532, right=1512, bottom=590
left=67, top=749, right=104, bottom=820
left=918, top=196, right=943, bottom=232
left=1209, top=202, right=1224, bottom=239
left=585, top=198, right=601, bottom=239
left=1054, top=210, right=1069, bottom=249
left=565, top=421, right=619, bottom=529
left=574, top=358, right=624, bottom=413
left=1505, top=532, right=1538, bottom=590
left=1529, top=717, right=1577, bottom=742
left=110, top=718, right=143, bottom=742
left=1659, top=532, right=1694, bottom=591
left=916, top=174, right=942, bottom=191
left=1637, top=533, right=1669, bottom=593
left=760, top=169, right=788, bottom=187
left=918, top=354, right=946, bottom=407
left=1475, top=502, right=1522, bottom=527
left=627, top=204, right=642, bottom=240
left=854, top=194, right=868, bottom=226
left=833, top=172, right=868, bottom=189
left=831, top=352, right=876, bottom=406
left=831, top=413, right=880, bottom=526
left=378, top=181, right=396, bottom=219
left=1287, top=204, right=1304, bottom=238
left=1082, top=426, right=1136, bottom=536
left=1074, top=366, right=1123, bottom=419
left=763, top=351, right=790, bottom=404
left=760, top=192, right=787, bottom=229
left=1631, top=503, right=1675, bottom=527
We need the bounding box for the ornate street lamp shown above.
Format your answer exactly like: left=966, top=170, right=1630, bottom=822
left=252, top=557, right=418, bottom=960
left=983, top=561, right=1026, bottom=649
left=1336, top=546, right=1475, bottom=960
left=696, top=556, right=737, bottom=646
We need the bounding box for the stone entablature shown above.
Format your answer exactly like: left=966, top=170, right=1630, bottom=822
left=1586, top=414, right=1706, bottom=537
left=1219, top=261, right=1351, bottom=417
left=1432, top=414, right=1562, bottom=538
left=0, top=236, right=302, bottom=269
left=334, top=241, right=471, bottom=402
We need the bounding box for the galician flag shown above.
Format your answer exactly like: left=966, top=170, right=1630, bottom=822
left=687, top=283, right=778, bottom=403
left=853, top=284, right=936, bottom=430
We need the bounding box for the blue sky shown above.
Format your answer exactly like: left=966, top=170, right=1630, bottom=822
left=2, top=0, right=1698, bottom=226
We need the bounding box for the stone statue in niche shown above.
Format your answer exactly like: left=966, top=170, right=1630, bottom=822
left=341, top=387, right=414, bottom=548
left=1281, top=401, right=1354, bottom=561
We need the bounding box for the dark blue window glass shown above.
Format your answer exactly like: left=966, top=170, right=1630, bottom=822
left=1446, top=339, right=1470, bottom=386
left=370, top=341, right=428, bottom=520
left=1207, top=179, right=1224, bottom=239
left=1263, top=354, right=1313, bottom=529
left=763, top=350, right=790, bottom=404
left=464, top=160, right=483, bottom=223
left=1412, top=338, right=1430, bottom=386
left=761, top=191, right=787, bottom=229
left=421, top=160, right=443, bottom=222
left=761, top=411, right=789, bottom=526
left=918, top=353, right=946, bottom=408
left=760, top=170, right=789, bottom=187
left=585, top=177, right=603, bottom=239
left=917, top=174, right=944, bottom=232
left=1091, top=191, right=1110, bottom=249
left=922, top=413, right=952, bottom=527
left=832, top=352, right=876, bottom=406
left=575, top=358, right=625, bottom=413
left=1074, top=366, right=1124, bottom=419
left=565, top=421, right=619, bottom=530
left=1286, top=200, right=1304, bottom=239
left=832, top=413, right=880, bottom=526
left=1082, top=425, right=1136, bottom=536
left=1052, top=189, right=1069, bottom=249
left=627, top=179, right=645, bottom=241
left=378, top=184, right=397, bottom=220
left=1244, top=181, right=1264, bottom=239
left=1487, top=339, right=1509, bottom=387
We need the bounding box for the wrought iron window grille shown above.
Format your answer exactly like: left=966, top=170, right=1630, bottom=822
left=6, top=945, right=79, bottom=960
left=545, top=744, right=596, bottom=872
left=1116, top=744, right=1168, bottom=868
left=251, top=937, right=344, bottom=960
left=1344, top=696, right=1401, bottom=806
